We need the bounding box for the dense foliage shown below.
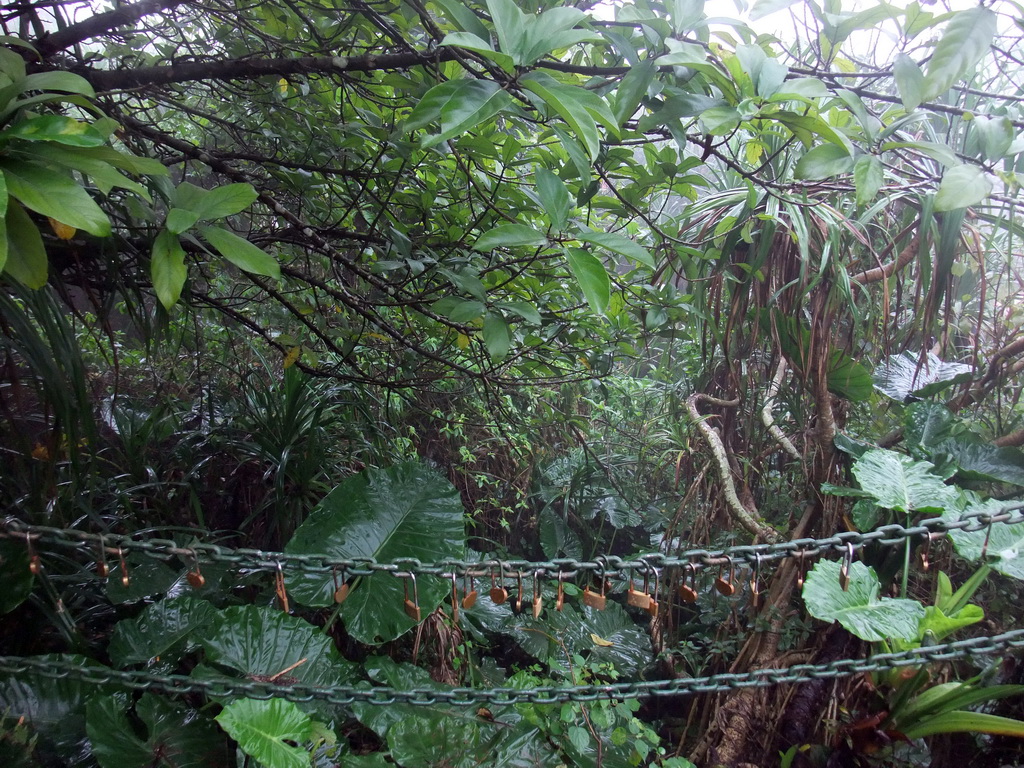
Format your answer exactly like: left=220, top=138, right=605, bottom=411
left=1, top=0, right=1024, bottom=766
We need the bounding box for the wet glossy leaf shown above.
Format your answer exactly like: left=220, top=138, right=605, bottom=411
left=803, top=560, right=924, bottom=642
left=216, top=698, right=312, bottom=768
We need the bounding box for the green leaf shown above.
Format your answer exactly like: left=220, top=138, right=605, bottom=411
left=924, top=7, right=997, bottom=99
left=853, top=154, right=884, bottom=207
left=0, top=115, right=106, bottom=147
left=521, top=72, right=609, bottom=161
left=793, top=144, right=854, bottom=180
left=108, top=596, right=218, bottom=667
left=88, top=694, right=231, bottom=768
left=472, top=223, right=547, bottom=251
left=916, top=604, right=983, bottom=644
left=432, top=0, right=490, bottom=40
left=216, top=699, right=313, bottom=768
left=519, top=7, right=600, bottom=66
left=151, top=230, right=187, bottom=309
left=577, top=229, right=654, bottom=268
left=698, top=105, right=740, bottom=136
left=851, top=449, right=957, bottom=513
left=565, top=247, right=610, bottom=314
left=166, top=207, right=201, bottom=234
left=486, top=0, right=528, bottom=64
left=438, top=32, right=516, bottom=73
left=185, top=182, right=257, bottom=220
left=903, top=711, right=1024, bottom=740
left=26, top=143, right=150, bottom=198
left=201, top=605, right=353, bottom=688
left=941, top=437, right=1024, bottom=486
left=944, top=499, right=1024, bottom=580
left=802, top=560, right=925, bottom=642
left=749, top=0, right=800, bottom=21
left=972, top=115, right=1014, bottom=161
left=21, top=71, right=95, bottom=97
left=424, top=80, right=511, bottom=147
left=496, top=301, right=541, bottom=325
left=535, top=167, right=571, bottom=231
left=934, top=164, right=992, bottom=212
left=873, top=351, right=972, bottom=401
left=4, top=199, right=46, bottom=288
left=199, top=226, right=280, bottom=278
left=893, top=54, right=926, bottom=111
left=1, top=159, right=110, bottom=236
left=613, top=60, right=655, bottom=126
left=432, top=297, right=486, bottom=322
left=284, top=462, right=465, bottom=644
left=483, top=311, right=512, bottom=360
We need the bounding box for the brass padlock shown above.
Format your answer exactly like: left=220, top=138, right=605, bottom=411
left=403, top=573, right=421, bottom=621
left=489, top=562, right=508, bottom=605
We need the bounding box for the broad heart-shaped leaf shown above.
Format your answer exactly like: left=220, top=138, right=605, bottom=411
left=472, top=223, right=547, bottom=251
left=904, top=401, right=955, bottom=457
left=803, top=560, right=925, bottom=642
left=576, top=229, right=654, bottom=268
left=87, top=694, right=231, bottom=768
left=793, top=143, right=854, bottom=180
left=0, top=654, right=118, bottom=761
left=873, top=351, right=972, bottom=402
left=216, top=699, right=313, bottom=768
left=200, top=605, right=353, bottom=687
left=939, top=436, right=1024, bottom=486
left=893, top=53, right=926, bottom=111
left=934, top=164, right=993, bottom=212
left=284, top=462, right=465, bottom=644
left=943, top=498, right=1024, bottom=580
left=200, top=226, right=280, bottom=278
left=1, top=159, right=110, bottom=236
left=108, top=596, right=218, bottom=667
left=4, top=198, right=47, bottom=288
left=924, top=6, right=997, bottom=99
left=565, top=247, right=611, bottom=314
left=151, top=230, right=187, bottom=308
left=851, top=448, right=957, bottom=513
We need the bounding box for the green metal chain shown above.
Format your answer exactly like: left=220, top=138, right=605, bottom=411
left=2, top=629, right=1023, bottom=706
left=3, top=503, right=1023, bottom=578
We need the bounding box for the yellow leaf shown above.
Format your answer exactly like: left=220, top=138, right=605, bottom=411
left=456, top=333, right=470, bottom=350
left=278, top=78, right=289, bottom=96
left=590, top=633, right=614, bottom=647
left=283, top=347, right=301, bottom=369
left=48, top=218, right=76, bottom=240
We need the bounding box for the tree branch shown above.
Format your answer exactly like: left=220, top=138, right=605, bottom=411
left=36, top=0, right=190, bottom=58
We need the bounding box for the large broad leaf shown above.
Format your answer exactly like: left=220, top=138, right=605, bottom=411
left=893, top=53, right=926, bottom=111
left=802, top=560, right=925, bottom=642
left=793, top=143, right=854, bottom=180
left=1, top=159, right=110, bottom=236
left=483, top=311, right=512, bottom=361
left=410, top=80, right=512, bottom=148
left=0, top=115, right=106, bottom=147
left=216, top=699, right=313, bottom=768
left=178, top=182, right=257, bottom=221
left=535, top=167, right=571, bottom=232
left=939, top=435, right=1024, bottom=486
left=87, top=694, right=231, bottom=768
left=520, top=72, right=617, bottom=161
left=576, top=229, right=654, bottom=268
left=285, top=462, right=465, bottom=644
left=4, top=199, right=47, bottom=288
left=904, top=401, right=955, bottom=457
left=108, top=596, right=218, bottom=667
left=943, top=498, right=1024, bottom=580
left=934, top=164, right=993, bottom=212
left=851, top=449, right=957, bottom=513
left=199, top=226, right=280, bottom=278
left=472, top=223, right=547, bottom=251
left=772, top=314, right=872, bottom=401
left=151, top=230, right=188, bottom=308
left=565, top=247, right=611, bottom=314
left=0, top=655, right=117, bottom=760
left=200, top=605, right=353, bottom=688
left=924, top=7, right=997, bottom=99
left=873, top=351, right=972, bottom=402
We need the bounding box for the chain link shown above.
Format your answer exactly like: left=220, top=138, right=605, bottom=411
left=3, top=504, right=1022, bottom=578
left=2, top=629, right=1023, bottom=706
